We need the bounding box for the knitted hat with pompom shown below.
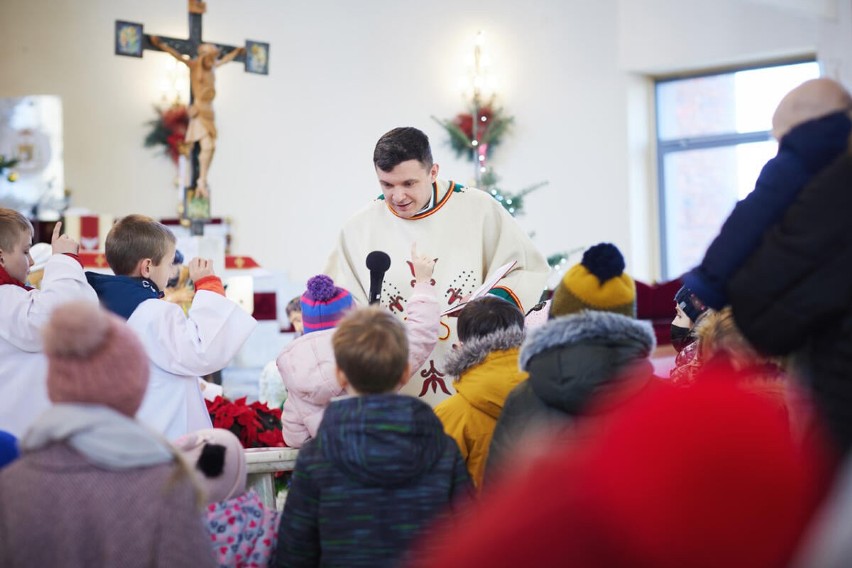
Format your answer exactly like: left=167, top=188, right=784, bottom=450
left=300, top=275, right=354, bottom=334
left=42, top=301, right=149, bottom=417
left=549, top=243, right=636, bottom=318
left=174, top=428, right=247, bottom=505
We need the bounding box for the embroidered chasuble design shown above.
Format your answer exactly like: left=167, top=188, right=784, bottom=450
left=326, top=180, right=550, bottom=406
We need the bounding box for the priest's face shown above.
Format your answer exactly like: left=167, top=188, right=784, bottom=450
left=376, top=159, right=439, bottom=219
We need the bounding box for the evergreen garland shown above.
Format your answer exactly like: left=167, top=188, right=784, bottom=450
left=0, top=155, right=19, bottom=182
left=432, top=105, right=514, bottom=161
left=482, top=168, right=547, bottom=217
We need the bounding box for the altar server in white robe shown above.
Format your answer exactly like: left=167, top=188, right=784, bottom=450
left=0, top=212, right=97, bottom=437
left=326, top=127, right=549, bottom=406
left=86, top=214, right=256, bottom=439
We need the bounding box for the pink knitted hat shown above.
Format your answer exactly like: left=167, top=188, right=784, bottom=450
left=42, top=301, right=149, bottom=417
left=174, top=428, right=247, bottom=505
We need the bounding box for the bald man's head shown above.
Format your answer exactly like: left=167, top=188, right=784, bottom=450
left=772, top=78, right=852, bottom=140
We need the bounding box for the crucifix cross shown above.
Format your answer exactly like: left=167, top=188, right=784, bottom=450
left=115, top=0, right=269, bottom=226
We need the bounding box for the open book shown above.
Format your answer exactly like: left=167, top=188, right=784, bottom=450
left=441, top=260, right=518, bottom=316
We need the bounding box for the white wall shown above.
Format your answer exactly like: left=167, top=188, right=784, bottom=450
left=0, top=0, right=832, bottom=283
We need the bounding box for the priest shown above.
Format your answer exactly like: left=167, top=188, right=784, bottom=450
left=326, top=126, right=549, bottom=405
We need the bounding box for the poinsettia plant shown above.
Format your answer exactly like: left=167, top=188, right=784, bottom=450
left=205, top=396, right=285, bottom=449
left=144, top=104, right=189, bottom=164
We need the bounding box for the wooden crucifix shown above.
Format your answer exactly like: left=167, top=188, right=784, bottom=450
left=115, top=0, right=269, bottom=228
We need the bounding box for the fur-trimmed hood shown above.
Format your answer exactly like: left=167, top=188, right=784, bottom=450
left=520, top=311, right=655, bottom=369
left=444, top=327, right=526, bottom=378
left=438, top=327, right=528, bottom=421
left=518, top=310, right=656, bottom=414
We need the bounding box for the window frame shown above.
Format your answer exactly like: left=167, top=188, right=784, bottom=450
left=655, top=57, right=817, bottom=279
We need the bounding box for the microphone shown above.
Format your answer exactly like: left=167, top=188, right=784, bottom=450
left=366, top=251, right=391, bottom=305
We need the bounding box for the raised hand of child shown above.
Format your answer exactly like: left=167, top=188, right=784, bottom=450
left=188, top=257, right=216, bottom=282
left=50, top=221, right=79, bottom=255
left=411, top=243, right=436, bottom=285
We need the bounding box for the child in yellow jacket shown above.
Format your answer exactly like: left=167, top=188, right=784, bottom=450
left=434, top=296, right=527, bottom=489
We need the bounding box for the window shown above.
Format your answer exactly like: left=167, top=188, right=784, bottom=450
left=656, top=60, right=820, bottom=279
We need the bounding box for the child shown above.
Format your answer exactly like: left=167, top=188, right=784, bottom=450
left=276, top=244, right=439, bottom=448
left=256, top=296, right=302, bottom=412
left=0, top=301, right=214, bottom=567
left=434, top=296, right=527, bottom=489
left=668, top=284, right=711, bottom=385
left=86, top=214, right=256, bottom=439
left=285, top=295, right=303, bottom=336
left=683, top=77, right=852, bottom=309
left=275, top=307, right=474, bottom=567
left=487, top=243, right=658, bottom=481
left=693, top=307, right=797, bottom=433
left=258, top=360, right=288, bottom=411
left=176, top=428, right=280, bottom=568
left=0, top=210, right=97, bottom=436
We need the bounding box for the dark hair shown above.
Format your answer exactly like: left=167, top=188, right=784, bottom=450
left=457, top=296, right=525, bottom=343
left=285, top=296, right=301, bottom=317
left=105, top=214, right=176, bottom=275
left=373, top=127, right=433, bottom=172
left=332, top=307, right=408, bottom=394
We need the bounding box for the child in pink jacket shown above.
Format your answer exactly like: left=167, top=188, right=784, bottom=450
left=276, top=245, right=439, bottom=448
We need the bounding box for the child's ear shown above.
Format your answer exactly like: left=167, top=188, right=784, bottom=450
left=397, top=363, right=412, bottom=389
left=335, top=366, right=349, bottom=390
left=135, top=258, right=153, bottom=278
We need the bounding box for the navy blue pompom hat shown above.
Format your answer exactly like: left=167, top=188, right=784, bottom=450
left=674, top=285, right=708, bottom=324
left=549, top=243, right=636, bottom=318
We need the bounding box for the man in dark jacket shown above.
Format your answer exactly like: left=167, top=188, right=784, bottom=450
left=275, top=307, right=473, bottom=568
left=729, top=148, right=852, bottom=456
left=487, top=243, right=658, bottom=481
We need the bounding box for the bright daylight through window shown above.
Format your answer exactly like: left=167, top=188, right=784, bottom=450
left=656, top=60, right=820, bottom=279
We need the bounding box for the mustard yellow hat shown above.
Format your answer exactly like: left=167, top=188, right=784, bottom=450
left=549, top=243, right=635, bottom=318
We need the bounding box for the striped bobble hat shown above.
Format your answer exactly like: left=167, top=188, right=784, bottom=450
left=549, top=243, right=636, bottom=319
left=300, top=275, right=354, bottom=334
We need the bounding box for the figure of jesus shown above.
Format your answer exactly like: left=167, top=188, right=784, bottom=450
left=150, top=36, right=244, bottom=198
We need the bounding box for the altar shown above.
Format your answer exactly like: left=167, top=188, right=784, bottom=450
left=245, top=447, right=299, bottom=511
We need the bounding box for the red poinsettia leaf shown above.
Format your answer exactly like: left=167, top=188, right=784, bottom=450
left=257, top=429, right=284, bottom=447
left=235, top=411, right=259, bottom=427
left=215, top=414, right=235, bottom=430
